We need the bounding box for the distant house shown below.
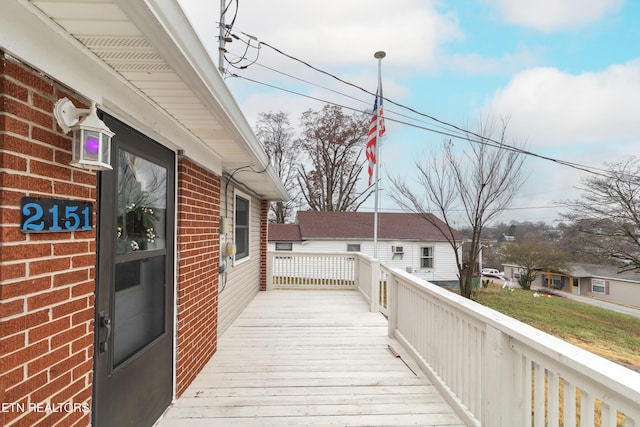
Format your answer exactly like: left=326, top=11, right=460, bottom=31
left=268, top=211, right=463, bottom=286
left=503, top=263, right=640, bottom=308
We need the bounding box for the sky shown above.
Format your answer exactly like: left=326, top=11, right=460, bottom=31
left=181, top=0, right=640, bottom=225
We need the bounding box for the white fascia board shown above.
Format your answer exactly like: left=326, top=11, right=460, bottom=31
left=131, top=0, right=289, bottom=201
left=1, top=0, right=223, bottom=174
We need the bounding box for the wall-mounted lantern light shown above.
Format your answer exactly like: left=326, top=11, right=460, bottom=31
left=53, top=98, right=114, bottom=170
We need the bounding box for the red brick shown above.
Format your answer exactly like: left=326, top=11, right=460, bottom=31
left=1, top=224, right=28, bottom=243
left=49, top=351, right=85, bottom=380
left=0, top=332, right=26, bottom=354
left=2, top=114, right=30, bottom=136
left=29, top=316, right=70, bottom=343
left=31, top=371, right=72, bottom=403
left=27, top=345, right=69, bottom=377
left=52, top=377, right=86, bottom=407
left=52, top=241, right=88, bottom=257
left=0, top=309, right=49, bottom=337
left=27, top=288, right=69, bottom=311
left=71, top=333, right=93, bottom=355
left=71, top=307, right=93, bottom=327
left=4, top=60, right=54, bottom=95
left=30, top=159, right=72, bottom=181
left=53, top=181, right=93, bottom=199
left=2, top=78, right=29, bottom=101
left=1, top=276, right=51, bottom=299
left=0, top=298, right=25, bottom=317
left=54, top=148, right=73, bottom=166
left=0, top=189, right=24, bottom=207
left=0, top=340, right=49, bottom=373
left=0, top=242, right=51, bottom=263
left=0, top=172, right=53, bottom=194
left=71, top=281, right=94, bottom=298
left=53, top=269, right=88, bottom=288
left=51, top=298, right=87, bottom=319
left=3, top=98, right=54, bottom=129
left=29, top=256, right=71, bottom=276
left=51, top=325, right=85, bottom=350
left=71, top=168, right=97, bottom=186
left=4, top=371, right=48, bottom=404
left=32, top=92, right=53, bottom=113
left=0, top=367, right=25, bottom=392
left=71, top=254, right=94, bottom=270
left=1, top=134, right=54, bottom=161
left=71, top=358, right=93, bottom=381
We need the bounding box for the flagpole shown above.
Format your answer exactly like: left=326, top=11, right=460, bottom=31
left=373, top=50, right=385, bottom=260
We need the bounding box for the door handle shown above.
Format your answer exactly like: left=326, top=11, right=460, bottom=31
left=99, top=311, right=111, bottom=354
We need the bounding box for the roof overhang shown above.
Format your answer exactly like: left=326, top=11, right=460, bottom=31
left=1, top=0, right=288, bottom=201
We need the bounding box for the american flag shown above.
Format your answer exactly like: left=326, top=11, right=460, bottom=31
left=366, top=92, right=385, bottom=186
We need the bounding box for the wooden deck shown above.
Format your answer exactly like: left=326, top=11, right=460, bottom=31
left=156, top=290, right=464, bottom=427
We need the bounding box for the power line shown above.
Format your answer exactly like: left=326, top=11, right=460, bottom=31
left=223, top=30, right=621, bottom=180
left=231, top=72, right=615, bottom=180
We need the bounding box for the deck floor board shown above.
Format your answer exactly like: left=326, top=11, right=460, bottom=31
left=156, top=290, right=464, bottom=427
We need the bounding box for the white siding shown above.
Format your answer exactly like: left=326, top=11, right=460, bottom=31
left=268, top=239, right=459, bottom=282
left=218, top=184, right=263, bottom=335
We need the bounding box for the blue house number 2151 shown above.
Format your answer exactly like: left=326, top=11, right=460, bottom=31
left=21, top=197, right=93, bottom=233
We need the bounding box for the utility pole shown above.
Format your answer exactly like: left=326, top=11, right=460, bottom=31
left=218, top=0, right=227, bottom=75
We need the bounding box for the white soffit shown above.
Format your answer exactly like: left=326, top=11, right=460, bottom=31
left=25, top=0, right=288, bottom=200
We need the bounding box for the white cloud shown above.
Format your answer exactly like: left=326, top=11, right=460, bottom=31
left=485, top=60, right=640, bottom=148
left=225, top=0, right=462, bottom=69
left=444, top=46, right=542, bottom=75
left=484, top=0, right=623, bottom=32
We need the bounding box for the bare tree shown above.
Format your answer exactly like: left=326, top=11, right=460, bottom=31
left=503, top=238, right=568, bottom=290
left=561, top=157, right=640, bottom=271
left=255, top=111, right=300, bottom=223
left=297, top=104, right=372, bottom=211
left=390, top=118, right=526, bottom=299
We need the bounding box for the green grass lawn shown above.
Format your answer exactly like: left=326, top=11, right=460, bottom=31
left=476, top=286, right=640, bottom=371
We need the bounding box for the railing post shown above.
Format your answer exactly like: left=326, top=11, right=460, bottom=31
left=387, top=270, right=398, bottom=338
left=484, top=325, right=517, bottom=426
left=370, top=259, right=380, bottom=312
left=266, top=251, right=273, bottom=291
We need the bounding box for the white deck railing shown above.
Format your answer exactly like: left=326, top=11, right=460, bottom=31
left=266, top=251, right=640, bottom=426
left=384, top=266, right=640, bottom=427
left=267, top=251, right=357, bottom=289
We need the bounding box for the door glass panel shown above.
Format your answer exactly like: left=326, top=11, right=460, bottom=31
left=113, top=256, right=166, bottom=366
left=117, top=151, right=167, bottom=254
left=113, top=148, right=168, bottom=367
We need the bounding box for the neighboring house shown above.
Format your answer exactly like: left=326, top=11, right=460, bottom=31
left=269, top=211, right=463, bottom=286
left=503, top=263, right=640, bottom=308
left=0, top=2, right=288, bottom=427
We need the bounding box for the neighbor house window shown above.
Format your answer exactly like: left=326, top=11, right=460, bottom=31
left=275, top=242, right=292, bottom=251
left=420, top=247, right=433, bottom=268
left=592, top=278, right=606, bottom=294
left=347, top=244, right=361, bottom=252
left=234, top=191, right=250, bottom=261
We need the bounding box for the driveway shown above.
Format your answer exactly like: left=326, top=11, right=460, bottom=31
left=532, top=286, right=640, bottom=319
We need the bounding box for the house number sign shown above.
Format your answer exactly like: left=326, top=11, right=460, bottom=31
left=21, top=197, right=93, bottom=233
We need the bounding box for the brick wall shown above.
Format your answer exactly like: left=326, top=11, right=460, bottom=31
left=0, top=53, right=95, bottom=426
left=259, top=199, right=269, bottom=291
left=175, top=156, right=220, bottom=397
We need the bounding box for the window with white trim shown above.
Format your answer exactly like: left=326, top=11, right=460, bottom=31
left=275, top=242, right=292, bottom=251
left=234, top=191, right=250, bottom=261
left=420, top=247, right=433, bottom=268
left=346, top=244, right=361, bottom=252
left=592, top=278, right=606, bottom=294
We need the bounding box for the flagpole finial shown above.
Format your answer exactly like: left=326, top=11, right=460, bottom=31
left=374, top=51, right=386, bottom=59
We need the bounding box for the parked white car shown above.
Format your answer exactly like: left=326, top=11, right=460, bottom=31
left=481, top=268, right=504, bottom=279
